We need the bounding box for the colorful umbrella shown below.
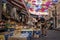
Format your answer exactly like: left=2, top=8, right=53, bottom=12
left=29, top=8, right=34, bottom=11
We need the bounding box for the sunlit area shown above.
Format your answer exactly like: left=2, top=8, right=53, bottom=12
left=0, top=0, right=60, bottom=40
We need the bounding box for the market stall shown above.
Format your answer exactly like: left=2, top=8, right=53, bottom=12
left=0, top=0, right=53, bottom=40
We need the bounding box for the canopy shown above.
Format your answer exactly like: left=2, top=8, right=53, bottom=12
left=24, top=0, right=52, bottom=15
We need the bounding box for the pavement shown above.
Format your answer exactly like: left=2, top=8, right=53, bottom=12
left=32, top=30, right=60, bottom=40
left=55, top=28, right=60, bottom=31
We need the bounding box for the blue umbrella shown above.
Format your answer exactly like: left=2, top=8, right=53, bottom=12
left=27, top=3, right=31, bottom=8
left=52, top=0, right=58, bottom=3
left=35, top=5, right=42, bottom=10
left=35, top=8, right=40, bottom=12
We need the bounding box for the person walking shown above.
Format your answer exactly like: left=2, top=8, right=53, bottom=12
left=40, top=16, right=47, bottom=36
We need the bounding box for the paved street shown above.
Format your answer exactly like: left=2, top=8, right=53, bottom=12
left=32, top=30, right=60, bottom=40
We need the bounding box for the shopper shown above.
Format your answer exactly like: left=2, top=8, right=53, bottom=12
left=37, top=18, right=41, bottom=28
left=48, top=17, right=54, bottom=30
left=49, top=20, right=54, bottom=30
left=43, top=20, right=48, bottom=36
left=40, top=16, right=46, bottom=36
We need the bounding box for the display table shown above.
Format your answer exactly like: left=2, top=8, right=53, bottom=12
left=21, top=28, right=41, bottom=36
left=21, top=28, right=33, bottom=31
left=21, top=28, right=33, bottom=35
left=0, top=32, right=10, bottom=35
left=8, top=33, right=29, bottom=40
left=0, top=31, right=14, bottom=40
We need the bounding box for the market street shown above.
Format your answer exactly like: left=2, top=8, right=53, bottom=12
left=32, top=30, right=60, bottom=40
left=0, top=0, right=60, bottom=40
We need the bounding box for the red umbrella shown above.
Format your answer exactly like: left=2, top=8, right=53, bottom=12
left=29, top=8, right=34, bottom=11
left=41, top=8, right=45, bottom=12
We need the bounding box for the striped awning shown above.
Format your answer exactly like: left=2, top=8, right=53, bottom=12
left=7, top=0, right=25, bottom=8
left=7, top=0, right=31, bottom=18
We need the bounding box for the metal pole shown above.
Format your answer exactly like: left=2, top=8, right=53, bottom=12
left=0, top=0, right=2, bottom=20
left=52, top=11, right=55, bottom=28
left=54, top=5, right=57, bottom=28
